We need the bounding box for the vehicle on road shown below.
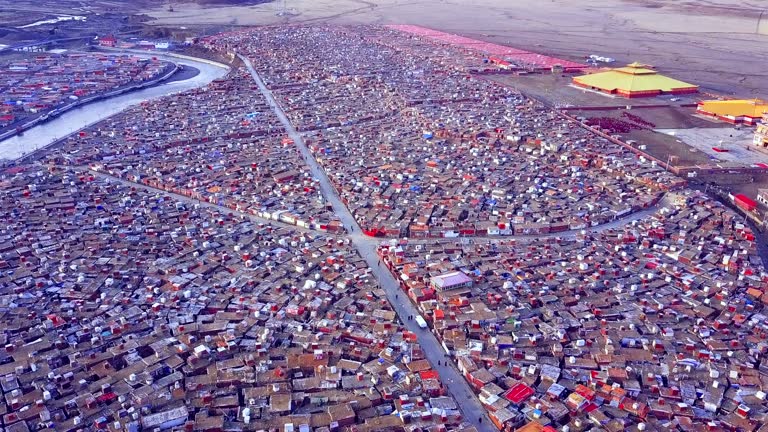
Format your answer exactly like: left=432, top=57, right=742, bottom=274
left=415, top=315, right=428, bottom=329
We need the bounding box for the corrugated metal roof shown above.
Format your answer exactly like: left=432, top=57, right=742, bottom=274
left=573, top=64, right=697, bottom=93
left=431, top=271, right=472, bottom=288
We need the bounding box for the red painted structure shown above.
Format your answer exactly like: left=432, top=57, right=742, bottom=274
left=386, top=24, right=585, bottom=71
left=99, top=35, right=117, bottom=47
left=734, top=194, right=757, bottom=212
left=503, top=382, right=535, bottom=404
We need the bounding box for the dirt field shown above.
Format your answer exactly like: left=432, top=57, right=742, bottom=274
left=0, top=0, right=151, bottom=49
left=657, top=127, right=768, bottom=165
left=564, top=107, right=740, bottom=167
left=484, top=74, right=703, bottom=108
left=625, top=129, right=716, bottom=166
left=141, top=0, right=768, bottom=98
left=568, top=106, right=729, bottom=129
left=4, top=0, right=765, bottom=96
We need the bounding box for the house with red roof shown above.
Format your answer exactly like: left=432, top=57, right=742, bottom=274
left=99, top=35, right=117, bottom=48
left=504, top=382, right=535, bottom=405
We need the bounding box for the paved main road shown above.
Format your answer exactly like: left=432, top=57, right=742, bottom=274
left=240, top=55, right=496, bottom=431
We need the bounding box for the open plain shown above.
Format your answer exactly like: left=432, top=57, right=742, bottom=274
left=1, top=1, right=768, bottom=431
left=142, top=0, right=768, bottom=97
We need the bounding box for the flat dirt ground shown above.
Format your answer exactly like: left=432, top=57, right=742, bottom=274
left=143, top=0, right=768, bottom=98
left=568, top=106, right=728, bottom=130
left=565, top=107, right=724, bottom=166
left=560, top=105, right=768, bottom=168
left=656, top=127, right=767, bottom=165
left=484, top=74, right=704, bottom=108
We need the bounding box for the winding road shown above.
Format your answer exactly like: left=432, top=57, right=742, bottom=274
left=83, top=168, right=321, bottom=235
left=403, top=193, right=675, bottom=246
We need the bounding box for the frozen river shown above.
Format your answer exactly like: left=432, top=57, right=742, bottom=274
left=0, top=52, right=230, bottom=161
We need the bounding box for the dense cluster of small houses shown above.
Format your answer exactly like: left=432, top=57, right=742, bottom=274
left=0, top=23, right=766, bottom=432
left=204, top=25, right=683, bottom=239
left=0, top=53, right=170, bottom=132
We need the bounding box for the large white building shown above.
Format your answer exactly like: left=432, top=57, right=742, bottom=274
left=430, top=271, right=473, bottom=292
